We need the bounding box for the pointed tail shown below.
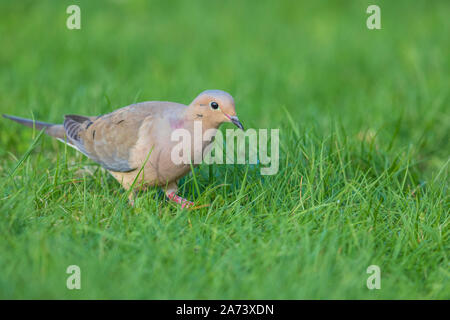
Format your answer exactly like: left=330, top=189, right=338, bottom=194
left=2, top=114, right=65, bottom=139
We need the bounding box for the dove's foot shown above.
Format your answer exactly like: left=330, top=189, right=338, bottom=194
left=166, top=191, right=194, bottom=209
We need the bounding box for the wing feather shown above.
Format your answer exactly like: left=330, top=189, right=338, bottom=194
left=63, top=108, right=149, bottom=172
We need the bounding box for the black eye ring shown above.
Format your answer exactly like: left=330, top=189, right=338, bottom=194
left=210, top=101, right=219, bottom=110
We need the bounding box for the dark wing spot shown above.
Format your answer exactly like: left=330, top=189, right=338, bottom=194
left=117, top=120, right=125, bottom=124
left=92, top=130, right=96, bottom=139
left=196, top=114, right=203, bottom=118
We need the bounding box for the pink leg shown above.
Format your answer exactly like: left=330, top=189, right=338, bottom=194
left=166, top=191, right=194, bottom=209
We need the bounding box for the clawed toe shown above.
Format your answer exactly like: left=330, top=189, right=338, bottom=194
left=181, top=200, right=194, bottom=209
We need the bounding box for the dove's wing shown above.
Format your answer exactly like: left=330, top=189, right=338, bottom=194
left=63, top=104, right=157, bottom=172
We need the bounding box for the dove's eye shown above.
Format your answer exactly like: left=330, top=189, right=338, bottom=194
left=210, top=101, right=219, bottom=110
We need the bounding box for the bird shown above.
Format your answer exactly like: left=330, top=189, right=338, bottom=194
left=3, top=89, right=244, bottom=208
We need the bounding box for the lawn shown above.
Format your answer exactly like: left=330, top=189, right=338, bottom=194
left=0, top=0, right=448, bottom=299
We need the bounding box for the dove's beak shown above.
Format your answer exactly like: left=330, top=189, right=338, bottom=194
left=230, top=116, right=244, bottom=130
left=224, top=114, right=244, bottom=131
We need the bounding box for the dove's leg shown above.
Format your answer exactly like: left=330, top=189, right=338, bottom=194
left=165, top=182, right=193, bottom=209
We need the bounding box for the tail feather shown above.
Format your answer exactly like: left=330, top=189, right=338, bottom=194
left=2, top=114, right=65, bottom=139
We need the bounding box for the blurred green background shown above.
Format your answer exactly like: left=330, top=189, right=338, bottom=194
left=0, top=0, right=448, bottom=299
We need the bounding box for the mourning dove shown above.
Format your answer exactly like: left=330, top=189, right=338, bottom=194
left=3, top=90, right=244, bottom=208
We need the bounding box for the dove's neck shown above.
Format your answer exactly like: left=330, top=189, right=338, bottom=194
left=183, top=107, right=221, bottom=133
left=180, top=107, right=222, bottom=156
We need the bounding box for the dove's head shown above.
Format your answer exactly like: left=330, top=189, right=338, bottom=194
left=189, top=90, right=244, bottom=130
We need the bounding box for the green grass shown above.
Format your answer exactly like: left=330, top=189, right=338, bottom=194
left=0, top=0, right=448, bottom=299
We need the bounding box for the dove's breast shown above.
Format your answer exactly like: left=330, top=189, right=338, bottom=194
left=110, top=111, right=193, bottom=190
